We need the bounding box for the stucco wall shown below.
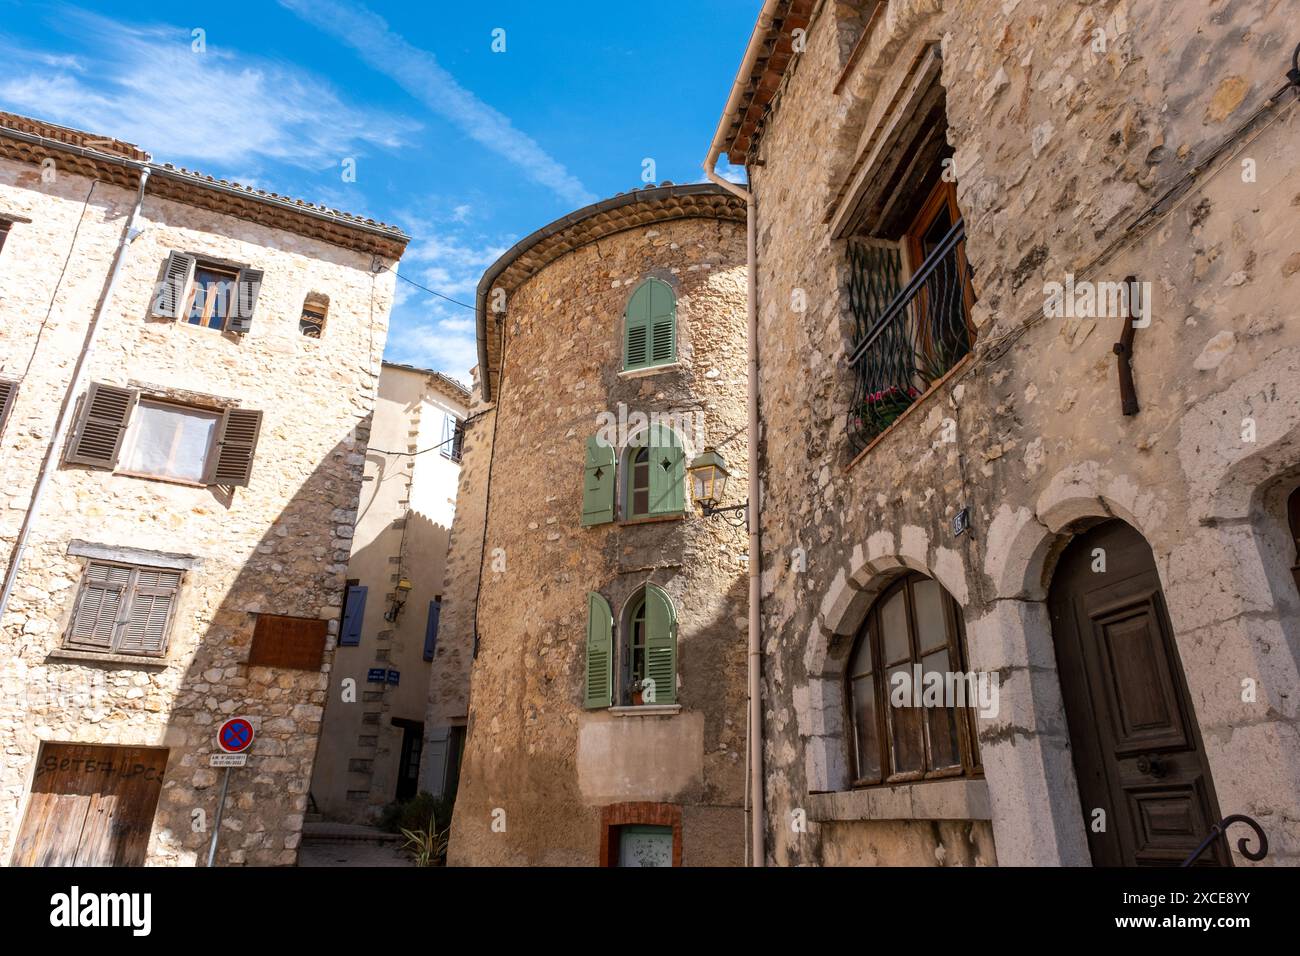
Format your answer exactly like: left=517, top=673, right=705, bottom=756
left=448, top=214, right=751, bottom=865
left=313, top=364, right=465, bottom=821
left=0, top=156, right=396, bottom=864
left=748, top=0, right=1300, bottom=866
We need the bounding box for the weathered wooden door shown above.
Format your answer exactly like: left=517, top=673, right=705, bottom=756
left=12, top=744, right=167, bottom=867
left=1048, top=520, right=1226, bottom=866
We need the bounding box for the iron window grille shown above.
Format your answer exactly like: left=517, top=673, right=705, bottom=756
left=846, top=219, right=974, bottom=454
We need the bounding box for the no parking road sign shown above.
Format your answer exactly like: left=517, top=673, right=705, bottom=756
left=208, top=717, right=254, bottom=867
left=217, top=717, right=254, bottom=754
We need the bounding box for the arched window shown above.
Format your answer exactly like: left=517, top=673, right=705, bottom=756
left=623, top=278, right=676, bottom=370
left=622, top=424, right=685, bottom=520
left=583, top=585, right=677, bottom=709
left=847, top=572, right=980, bottom=786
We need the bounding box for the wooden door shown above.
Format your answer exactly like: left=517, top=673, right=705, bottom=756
left=1048, top=520, right=1225, bottom=866
left=12, top=743, right=167, bottom=867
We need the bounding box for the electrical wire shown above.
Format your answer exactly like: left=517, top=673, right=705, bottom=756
left=366, top=408, right=489, bottom=457
left=378, top=263, right=475, bottom=311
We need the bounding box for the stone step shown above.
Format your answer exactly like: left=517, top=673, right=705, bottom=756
left=301, top=822, right=402, bottom=845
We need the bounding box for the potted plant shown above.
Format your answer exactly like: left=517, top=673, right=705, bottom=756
left=629, top=678, right=647, bottom=706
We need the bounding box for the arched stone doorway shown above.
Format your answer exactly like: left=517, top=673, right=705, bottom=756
left=1047, top=519, right=1226, bottom=866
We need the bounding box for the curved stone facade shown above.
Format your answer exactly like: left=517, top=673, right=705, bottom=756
left=448, top=197, right=750, bottom=866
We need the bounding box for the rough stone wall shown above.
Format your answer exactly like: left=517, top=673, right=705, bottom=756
left=0, top=159, right=395, bottom=865
left=749, top=0, right=1300, bottom=866
left=448, top=216, right=750, bottom=865
left=418, top=374, right=492, bottom=800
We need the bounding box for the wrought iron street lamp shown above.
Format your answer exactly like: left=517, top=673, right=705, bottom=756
left=688, top=447, right=746, bottom=524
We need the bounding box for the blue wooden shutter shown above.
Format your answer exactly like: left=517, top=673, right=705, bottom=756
left=644, top=584, right=677, bottom=705
left=584, top=592, right=613, bottom=709
left=424, top=599, right=442, bottom=661
left=647, top=424, right=685, bottom=516
left=582, top=436, right=616, bottom=526
left=623, top=282, right=651, bottom=369
left=340, top=585, right=367, bottom=646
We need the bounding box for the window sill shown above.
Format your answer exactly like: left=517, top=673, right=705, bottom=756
left=608, top=704, right=682, bottom=717
left=618, top=513, right=685, bottom=527
left=618, top=362, right=681, bottom=380
left=807, top=777, right=990, bottom=823
left=46, top=648, right=169, bottom=668
left=847, top=352, right=974, bottom=471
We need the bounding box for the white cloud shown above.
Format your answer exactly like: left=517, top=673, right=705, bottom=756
left=0, top=16, right=416, bottom=172
left=278, top=0, right=596, bottom=207
left=383, top=207, right=513, bottom=382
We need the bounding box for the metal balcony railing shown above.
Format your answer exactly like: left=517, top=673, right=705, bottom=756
left=846, top=220, right=974, bottom=454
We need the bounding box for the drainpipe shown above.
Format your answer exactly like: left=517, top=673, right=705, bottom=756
left=0, top=166, right=151, bottom=624
left=703, top=0, right=779, bottom=869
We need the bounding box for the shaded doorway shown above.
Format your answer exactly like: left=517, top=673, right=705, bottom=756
left=13, top=743, right=168, bottom=866
left=393, top=719, right=424, bottom=802
left=1048, top=520, right=1225, bottom=865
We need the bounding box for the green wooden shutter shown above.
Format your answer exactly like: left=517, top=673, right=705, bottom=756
left=623, top=282, right=651, bottom=369
left=644, top=584, right=677, bottom=705
left=648, top=279, right=676, bottom=365
left=584, top=592, right=613, bottom=709
left=581, top=436, right=616, bottom=526
left=647, top=425, right=685, bottom=516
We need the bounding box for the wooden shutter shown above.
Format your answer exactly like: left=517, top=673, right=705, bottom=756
left=66, top=382, right=137, bottom=468
left=152, top=252, right=196, bottom=318
left=424, top=599, right=441, bottom=661
left=647, top=425, right=685, bottom=516
left=117, top=569, right=180, bottom=655
left=584, top=592, right=613, bottom=709
left=581, top=436, right=616, bottom=526
left=624, top=282, right=651, bottom=369
left=228, top=268, right=263, bottom=334
left=205, top=407, right=263, bottom=487
left=648, top=279, right=676, bottom=365
left=67, top=562, right=133, bottom=649
left=339, top=585, right=367, bottom=646
left=0, top=377, right=17, bottom=437
left=644, top=584, right=677, bottom=705
left=248, top=614, right=328, bottom=670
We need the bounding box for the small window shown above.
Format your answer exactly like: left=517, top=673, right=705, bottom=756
left=119, top=400, right=221, bottom=484
left=66, top=560, right=181, bottom=657
left=300, top=293, right=329, bottom=338
left=441, top=415, right=465, bottom=463
left=0, top=220, right=11, bottom=255
left=848, top=573, right=980, bottom=786
left=187, top=264, right=239, bottom=331
left=623, top=278, right=676, bottom=370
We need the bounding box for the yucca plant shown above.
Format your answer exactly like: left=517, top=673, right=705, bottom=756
left=400, top=813, right=451, bottom=867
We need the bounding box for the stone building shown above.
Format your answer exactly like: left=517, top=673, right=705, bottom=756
left=445, top=183, right=753, bottom=865
left=710, top=0, right=1300, bottom=866
left=0, top=113, right=407, bottom=865
left=311, top=362, right=469, bottom=822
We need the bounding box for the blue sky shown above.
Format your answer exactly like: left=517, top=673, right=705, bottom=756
left=0, top=0, right=755, bottom=384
